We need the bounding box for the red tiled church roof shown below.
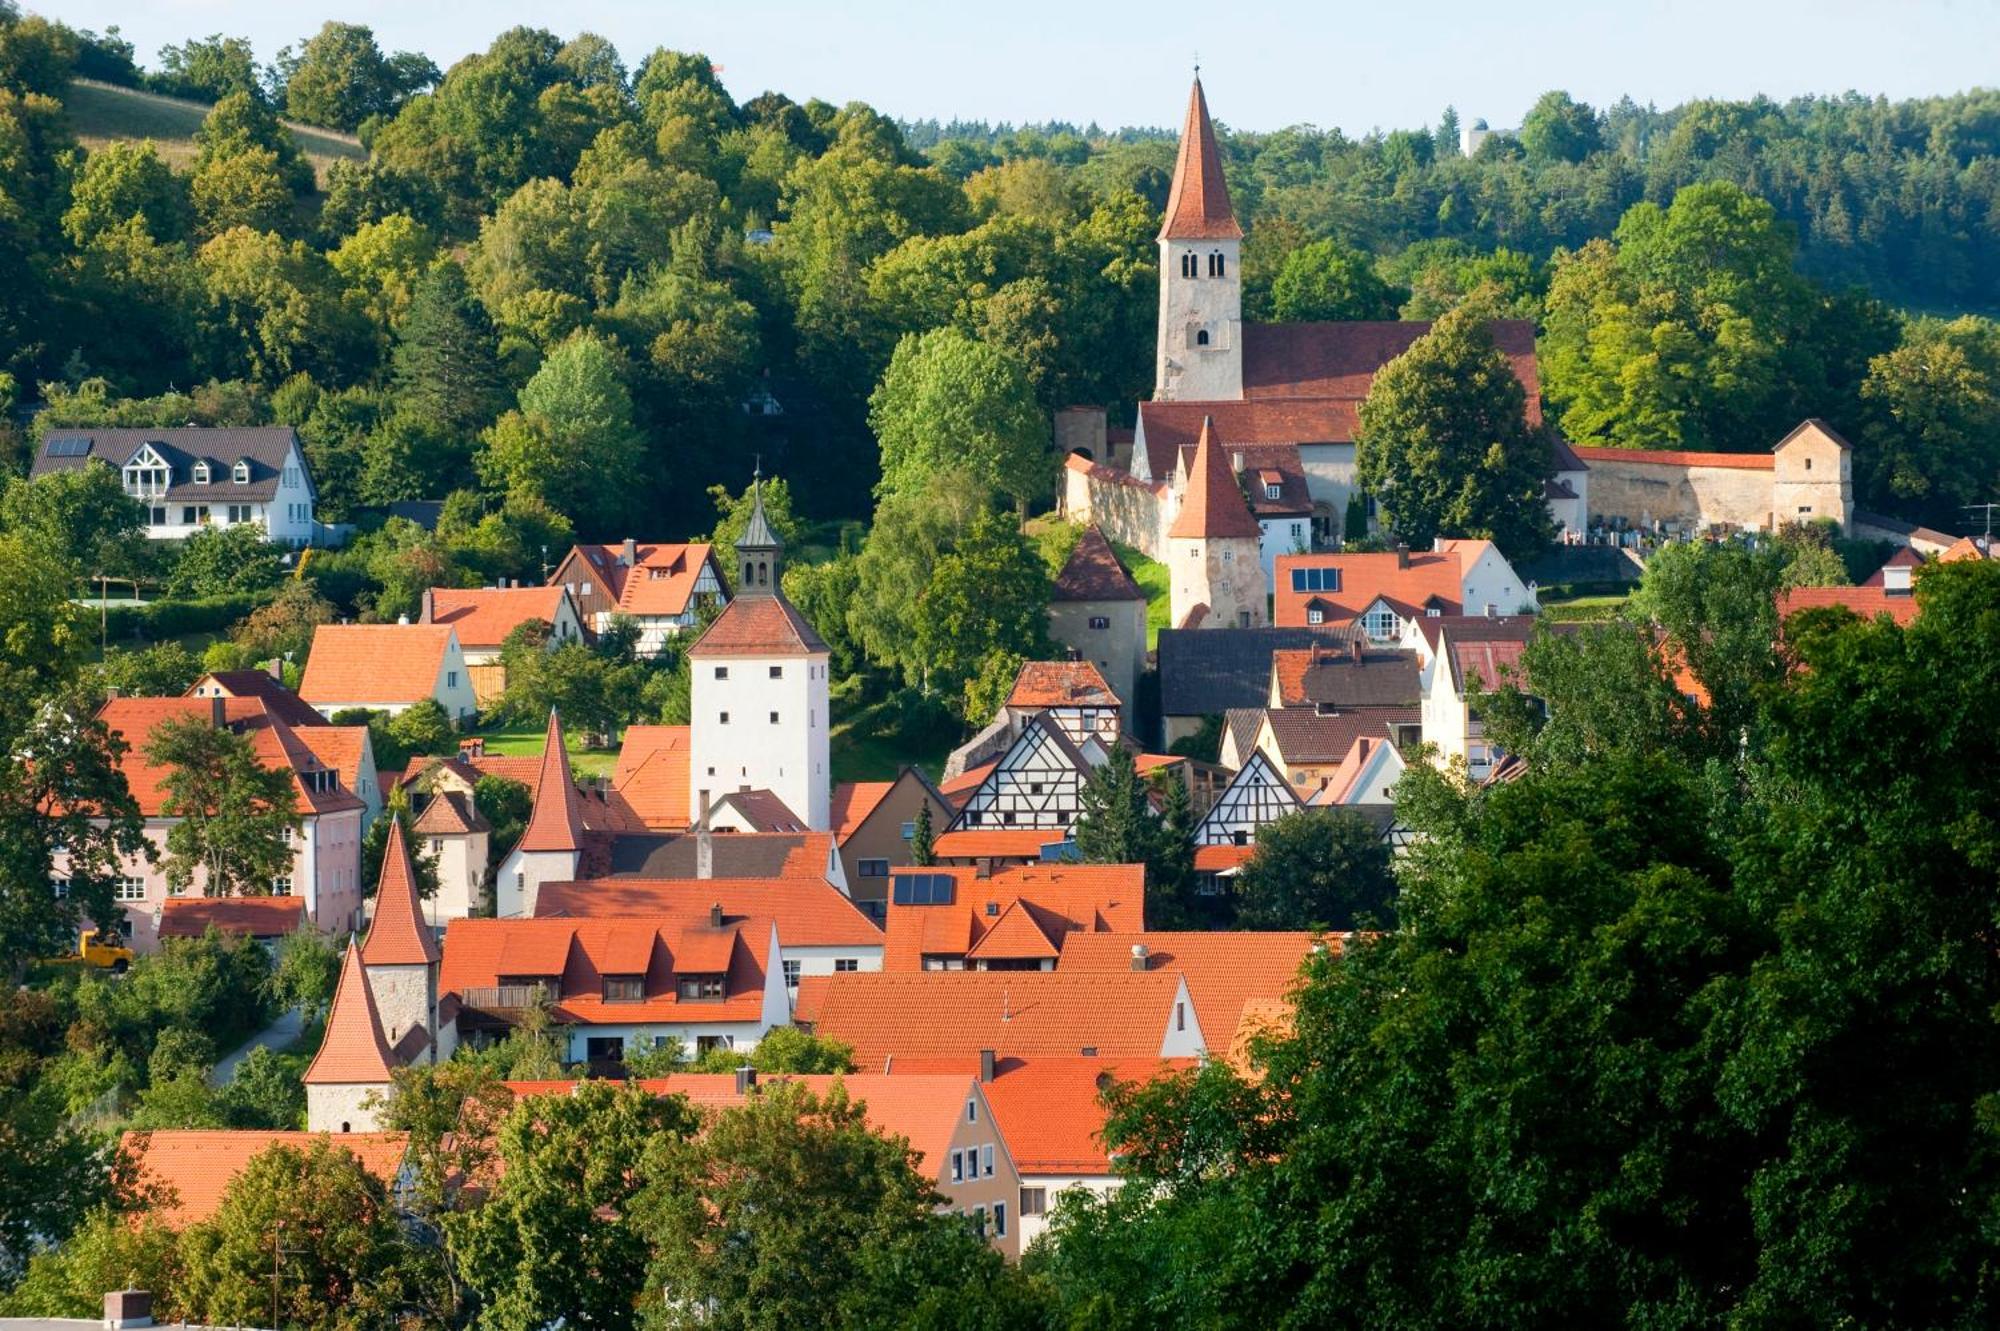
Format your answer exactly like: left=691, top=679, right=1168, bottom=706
left=1159, top=78, right=1241, bottom=242
left=517, top=710, right=583, bottom=854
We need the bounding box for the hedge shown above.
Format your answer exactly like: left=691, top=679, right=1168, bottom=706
left=100, top=592, right=271, bottom=641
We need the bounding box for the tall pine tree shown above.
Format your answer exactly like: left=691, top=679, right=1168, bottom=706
left=1073, top=744, right=1160, bottom=868
left=391, top=259, right=508, bottom=438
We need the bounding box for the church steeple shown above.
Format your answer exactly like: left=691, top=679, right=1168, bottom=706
left=736, top=465, right=780, bottom=597
left=1160, top=76, right=1242, bottom=242
left=1155, top=75, right=1244, bottom=402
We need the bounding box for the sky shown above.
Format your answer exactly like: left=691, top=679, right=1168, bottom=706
left=40, top=0, right=2000, bottom=135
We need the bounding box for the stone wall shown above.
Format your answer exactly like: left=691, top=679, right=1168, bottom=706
left=307, top=1080, right=387, bottom=1133
left=1584, top=458, right=1775, bottom=532
left=1063, top=459, right=1166, bottom=558
left=1049, top=597, right=1147, bottom=723
left=1170, top=535, right=1266, bottom=631
left=365, top=963, right=434, bottom=1063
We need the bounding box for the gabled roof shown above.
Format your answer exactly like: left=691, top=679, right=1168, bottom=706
left=1052, top=526, right=1145, bottom=603
left=1273, top=550, right=1468, bottom=627
left=32, top=426, right=305, bottom=502
left=883, top=863, right=1145, bottom=971
left=424, top=585, right=575, bottom=650
left=361, top=819, right=439, bottom=967
left=95, top=696, right=363, bottom=819
left=517, top=710, right=583, bottom=854
left=1261, top=706, right=1418, bottom=765
left=1776, top=584, right=1922, bottom=627
left=1061, top=931, right=1326, bottom=1052
left=611, top=725, right=691, bottom=830
left=1008, top=660, right=1120, bottom=710
left=561, top=542, right=721, bottom=618
left=534, top=876, right=883, bottom=947
left=1270, top=645, right=1421, bottom=709
left=189, top=670, right=325, bottom=729
left=1772, top=417, right=1853, bottom=454
left=299, top=624, right=455, bottom=707
left=158, top=896, right=306, bottom=939
left=304, top=943, right=398, bottom=1086
left=807, top=970, right=1195, bottom=1067
left=1157, top=625, right=1366, bottom=717
left=1159, top=77, right=1241, bottom=241
left=929, top=828, right=1076, bottom=860
left=605, top=831, right=837, bottom=881
left=1570, top=444, right=1773, bottom=471
left=975, top=1056, right=1190, bottom=1175
left=1168, top=416, right=1263, bottom=541
left=1243, top=320, right=1541, bottom=406
left=119, top=1129, right=407, bottom=1227
left=1226, top=443, right=1313, bottom=517
left=830, top=781, right=894, bottom=840
left=713, top=788, right=808, bottom=833
left=412, top=789, right=486, bottom=836
left=961, top=900, right=1062, bottom=963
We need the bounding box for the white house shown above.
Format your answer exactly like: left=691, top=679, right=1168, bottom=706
left=31, top=426, right=318, bottom=544
left=299, top=624, right=477, bottom=722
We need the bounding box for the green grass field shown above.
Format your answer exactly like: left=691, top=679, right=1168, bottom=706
left=470, top=720, right=618, bottom=779
left=1112, top=540, right=1172, bottom=647
left=63, top=79, right=365, bottom=187
left=830, top=694, right=956, bottom=786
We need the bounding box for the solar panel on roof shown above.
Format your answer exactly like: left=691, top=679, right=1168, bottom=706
left=43, top=437, right=91, bottom=458
left=891, top=873, right=956, bottom=906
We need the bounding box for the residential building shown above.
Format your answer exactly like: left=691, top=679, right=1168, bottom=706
left=1275, top=538, right=1538, bottom=636
left=65, top=696, right=365, bottom=953
left=1154, top=623, right=1365, bottom=748
left=1403, top=615, right=1538, bottom=780
left=157, top=896, right=306, bottom=943
left=118, top=1130, right=407, bottom=1227
left=946, top=660, right=1124, bottom=779
left=1255, top=705, right=1418, bottom=800
left=829, top=768, right=954, bottom=919
left=1193, top=750, right=1301, bottom=847
left=548, top=540, right=728, bottom=657
left=1057, top=930, right=1324, bottom=1058
left=881, top=863, right=1146, bottom=972
left=191, top=674, right=387, bottom=829
left=612, top=724, right=692, bottom=830
left=187, top=668, right=325, bottom=731
left=420, top=584, right=587, bottom=707
left=602, top=828, right=849, bottom=892
left=299, top=624, right=477, bottom=722
left=688, top=472, right=832, bottom=831
left=707, top=789, right=810, bottom=833
left=31, top=425, right=318, bottom=544
left=439, top=913, right=791, bottom=1065
left=410, top=784, right=490, bottom=926
left=1047, top=526, right=1149, bottom=713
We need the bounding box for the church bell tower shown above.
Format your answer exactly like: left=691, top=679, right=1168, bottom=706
left=1156, top=75, right=1244, bottom=403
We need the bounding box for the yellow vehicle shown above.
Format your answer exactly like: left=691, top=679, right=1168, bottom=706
left=77, top=928, right=133, bottom=973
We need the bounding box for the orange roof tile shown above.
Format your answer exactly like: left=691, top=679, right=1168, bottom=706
left=534, top=877, right=883, bottom=947
left=1192, top=844, right=1255, bottom=873
left=882, top=863, right=1146, bottom=973
left=565, top=542, right=720, bottom=617
left=291, top=725, right=372, bottom=801
left=961, top=901, right=1061, bottom=962
left=1059, top=931, right=1329, bottom=1051
left=829, top=781, right=894, bottom=840
left=1159, top=77, right=1241, bottom=241
left=361, top=819, right=440, bottom=967
left=95, top=696, right=362, bottom=819
left=188, top=669, right=325, bottom=729
left=1776, top=584, right=1921, bottom=627
left=976, top=1057, right=1190, bottom=1174
left=120, top=1129, right=407, bottom=1227
left=517, top=710, right=583, bottom=854
left=930, top=829, right=1074, bottom=860
left=1008, top=660, right=1120, bottom=710
left=299, top=624, right=455, bottom=707
left=440, top=916, right=774, bottom=1025
left=1938, top=537, right=1993, bottom=563
left=304, top=944, right=397, bottom=1085
left=1273, top=549, right=1465, bottom=627
left=158, top=896, right=306, bottom=938
left=1570, top=444, right=1773, bottom=471
left=425, top=585, right=573, bottom=650
left=610, top=725, right=691, bottom=831
left=1168, top=417, right=1262, bottom=541
left=686, top=595, right=828, bottom=657
left=809, top=971, right=1191, bottom=1068
left=938, top=760, right=996, bottom=801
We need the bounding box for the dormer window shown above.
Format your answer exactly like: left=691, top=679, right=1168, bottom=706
left=677, top=974, right=725, bottom=1001
left=232, top=460, right=251, bottom=484
left=1264, top=482, right=1281, bottom=500
left=191, top=461, right=211, bottom=484
left=123, top=446, right=171, bottom=498
left=602, top=976, right=645, bottom=1002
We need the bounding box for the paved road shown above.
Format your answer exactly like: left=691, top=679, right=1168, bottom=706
left=209, top=1006, right=303, bottom=1086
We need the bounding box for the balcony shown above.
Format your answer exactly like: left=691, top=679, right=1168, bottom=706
left=459, top=983, right=556, bottom=1015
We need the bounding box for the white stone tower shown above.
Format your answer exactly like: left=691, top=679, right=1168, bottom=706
left=1168, top=416, right=1268, bottom=630
left=1155, top=75, right=1244, bottom=403
left=688, top=469, right=832, bottom=830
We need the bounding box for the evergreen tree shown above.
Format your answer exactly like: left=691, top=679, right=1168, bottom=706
left=391, top=260, right=509, bottom=438
left=1073, top=744, right=1160, bottom=867
left=1147, top=769, right=1199, bottom=927
left=908, top=800, right=935, bottom=866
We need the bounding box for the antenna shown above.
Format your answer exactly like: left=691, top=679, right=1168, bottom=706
left=1963, top=502, right=2000, bottom=541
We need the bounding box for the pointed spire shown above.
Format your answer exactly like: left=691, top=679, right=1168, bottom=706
left=1169, top=415, right=1261, bottom=539
left=517, top=709, right=583, bottom=854
left=361, top=817, right=440, bottom=966
left=304, top=939, right=397, bottom=1085
left=737, top=461, right=778, bottom=554
left=1160, top=77, right=1241, bottom=242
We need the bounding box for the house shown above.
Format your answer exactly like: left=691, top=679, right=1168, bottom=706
left=881, top=863, right=1146, bottom=972
left=830, top=768, right=954, bottom=920
left=1274, top=538, right=1538, bottom=637
left=31, top=425, right=319, bottom=544
left=299, top=624, right=477, bottom=722
left=410, top=784, right=490, bottom=926
left=186, top=672, right=382, bottom=826
left=611, top=724, right=692, bottom=830
left=945, top=660, right=1125, bottom=778
left=533, top=876, right=884, bottom=989
left=1192, top=750, right=1302, bottom=858
left=1256, top=705, right=1418, bottom=801
left=117, top=1129, right=407, bottom=1227
left=1548, top=438, right=1590, bottom=537
left=187, top=668, right=326, bottom=731
left=1155, top=623, right=1365, bottom=748
left=439, top=913, right=791, bottom=1066
left=602, top=828, right=849, bottom=891
left=1047, top=526, right=1149, bottom=713
left=63, top=696, right=365, bottom=953
left=158, top=896, right=306, bottom=942
left=510, top=1072, right=1024, bottom=1257
left=1403, top=615, right=1538, bottom=780
left=420, top=584, right=587, bottom=707
left=548, top=539, right=728, bottom=657
left=707, top=788, right=810, bottom=833
left=687, top=472, right=832, bottom=831
left=1057, top=930, right=1325, bottom=1059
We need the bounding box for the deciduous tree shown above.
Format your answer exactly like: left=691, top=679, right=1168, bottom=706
left=145, top=713, right=300, bottom=897
left=1234, top=808, right=1397, bottom=931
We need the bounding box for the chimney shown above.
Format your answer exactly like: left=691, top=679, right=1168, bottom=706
left=1231, top=450, right=1245, bottom=473
left=209, top=694, right=226, bottom=728
left=104, top=686, right=122, bottom=701
left=420, top=587, right=433, bottom=623
left=1130, top=942, right=1149, bottom=972
left=1395, top=543, right=1410, bottom=570
left=1350, top=637, right=1363, bottom=664
left=459, top=735, right=485, bottom=759
left=709, top=901, right=723, bottom=928
left=1432, top=536, right=1447, bottom=553
left=104, top=1289, right=153, bottom=1330
left=267, top=657, right=283, bottom=681
left=974, top=861, right=992, bottom=880
left=696, top=791, right=714, bottom=880
left=621, top=537, right=637, bottom=567
left=979, top=1048, right=996, bottom=1083
left=397, top=614, right=411, bottom=626
left=1884, top=563, right=1913, bottom=596
left=734, top=1065, right=756, bottom=1094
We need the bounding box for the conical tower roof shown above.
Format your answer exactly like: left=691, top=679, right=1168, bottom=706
left=1160, top=77, right=1242, bottom=242
left=517, top=709, right=583, bottom=854
left=303, top=940, right=397, bottom=1086
left=361, top=817, right=439, bottom=966
left=1169, top=416, right=1262, bottom=540
left=737, top=467, right=779, bottom=554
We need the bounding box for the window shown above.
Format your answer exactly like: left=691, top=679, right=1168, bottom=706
left=1196, top=328, right=1210, bottom=347
left=1362, top=607, right=1399, bottom=640
left=1798, top=505, right=1813, bottom=515
left=966, top=1098, right=978, bottom=1124
left=232, top=461, right=250, bottom=484
left=981, top=1144, right=994, bottom=1177
left=769, top=711, right=779, bottom=724
left=783, top=959, right=801, bottom=988
left=1804, top=457, right=1813, bottom=471
left=1264, top=482, right=1281, bottom=500
left=859, top=858, right=889, bottom=878
left=1208, top=250, right=1226, bottom=277
left=677, top=974, right=725, bottom=1000
left=1088, top=615, right=1109, bottom=630
left=768, top=665, right=783, bottom=678
left=192, top=461, right=211, bottom=484
left=1176, top=1001, right=1186, bottom=1032
left=1289, top=567, right=1341, bottom=593
left=148, top=506, right=167, bottom=525
left=1237, top=610, right=1252, bottom=628
left=51, top=878, right=68, bottom=899
left=603, top=976, right=644, bottom=1002
left=696, top=1034, right=734, bottom=1056
left=951, top=1150, right=965, bottom=1183
left=226, top=504, right=253, bottom=524
left=1180, top=252, right=1198, bottom=278
left=1307, top=608, right=1325, bottom=625
left=447, top=671, right=459, bottom=688
left=994, top=1202, right=1007, bottom=1238
left=281, top=826, right=295, bottom=846
left=719, top=711, right=730, bottom=725
left=834, top=958, right=859, bottom=973
left=1020, top=1186, right=1047, bottom=1217
left=270, top=876, right=292, bottom=896
left=1231, top=828, right=1249, bottom=846
left=714, top=666, right=729, bottom=679
left=116, top=877, right=146, bottom=902
left=900, top=821, right=916, bottom=840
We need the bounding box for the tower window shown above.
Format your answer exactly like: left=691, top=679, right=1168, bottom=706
left=1181, top=252, right=1198, bottom=278
left=1209, top=251, right=1225, bottom=277
left=1196, top=329, right=1210, bottom=347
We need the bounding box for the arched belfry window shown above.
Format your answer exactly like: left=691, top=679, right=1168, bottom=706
left=1208, top=251, right=1226, bottom=277
left=744, top=560, right=754, bottom=585
left=1196, top=329, right=1210, bottom=347
left=1181, top=253, right=1198, bottom=278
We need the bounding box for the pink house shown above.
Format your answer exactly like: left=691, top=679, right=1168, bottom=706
left=60, top=696, right=366, bottom=953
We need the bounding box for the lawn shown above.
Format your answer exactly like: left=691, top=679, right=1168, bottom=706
left=63, top=79, right=365, bottom=187
left=830, top=694, right=957, bottom=786
left=1112, top=540, right=1172, bottom=647
left=1539, top=592, right=1632, bottom=622
left=471, top=720, right=618, bottom=779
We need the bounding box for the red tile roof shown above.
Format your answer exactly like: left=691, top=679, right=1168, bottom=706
left=1191, top=844, right=1255, bottom=873
left=299, top=624, right=455, bottom=707
left=1059, top=931, right=1329, bottom=1051
left=361, top=819, right=439, bottom=966
left=517, top=711, right=583, bottom=854
left=564, top=542, right=720, bottom=618
left=1776, top=585, right=1921, bottom=627
left=611, top=725, right=691, bottom=831
left=119, top=1129, right=407, bottom=1227
left=189, top=670, right=325, bottom=729
left=715, top=788, right=807, bottom=833
left=291, top=726, right=373, bottom=805
left=158, top=896, right=306, bottom=939
left=1159, top=77, right=1241, bottom=241
left=976, top=1057, right=1190, bottom=1174
left=830, top=781, right=894, bottom=840
left=412, top=789, right=485, bottom=835
left=1274, top=549, right=1466, bottom=627
left=808, top=971, right=1192, bottom=1067
left=424, top=585, right=574, bottom=650
left=687, top=595, right=828, bottom=658
left=961, top=901, right=1061, bottom=963
left=1168, top=416, right=1262, bottom=540
left=1570, top=444, right=1773, bottom=471
left=304, top=943, right=398, bottom=1085
left=929, top=828, right=1073, bottom=860
left=883, top=863, right=1145, bottom=971
left=1052, top=526, right=1145, bottom=603
left=1243, top=320, right=1540, bottom=407
left=1230, top=443, right=1313, bottom=517
left=1939, top=537, right=1995, bottom=563
left=96, top=696, right=363, bottom=819
left=1008, top=660, right=1119, bottom=710
left=533, top=876, right=883, bottom=948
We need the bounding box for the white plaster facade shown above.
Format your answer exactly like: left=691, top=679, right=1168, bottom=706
left=1156, top=236, right=1243, bottom=402
left=306, top=1080, right=386, bottom=1135
left=689, top=655, right=831, bottom=832
left=494, top=847, right=579, bottom=919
